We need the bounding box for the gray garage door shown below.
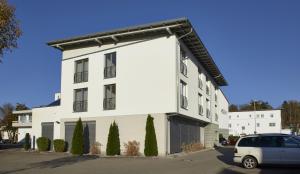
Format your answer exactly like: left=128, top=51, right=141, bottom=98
left=41, top=122, right=54, bottom=150
left=65, top=121, right=96, bottom=153
left=170, top=117, right=201, bottom=154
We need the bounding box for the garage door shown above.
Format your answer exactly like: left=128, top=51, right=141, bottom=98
left=170, top=117, right=201, bottom=154
left=41, top=122, right=54, bottom=150
left=65, top=121, right=96, bottom=153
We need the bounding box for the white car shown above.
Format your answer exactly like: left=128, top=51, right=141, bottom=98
left=234, top=134, right=300, bottom=169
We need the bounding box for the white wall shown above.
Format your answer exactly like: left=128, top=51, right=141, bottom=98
left=228, top=110, right=282, bottom=136
left=217, top=89, right=229, bottom=129
left=177, top=39, right=220, bottom=124
left=60, top=36, right=177, bottom=118
left=17, top=128, right=32, bottom=142
left=60, top=113, right=167, bottom=155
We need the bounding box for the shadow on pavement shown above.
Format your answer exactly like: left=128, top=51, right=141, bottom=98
left=0, top=155, right=99, bottom=174
left=215, top=146, right=235, bottom=165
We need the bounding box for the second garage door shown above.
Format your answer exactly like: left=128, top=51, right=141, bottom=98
left=65, top=121, right=96, bottom=153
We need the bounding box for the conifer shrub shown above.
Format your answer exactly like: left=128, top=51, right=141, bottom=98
left=71, top=118, right=84, bottom=155
left=106, top=121, right=120, bottom=156
left=24, top=133, right=31, bottom=150
left=144, top=114, right=158, bottom=156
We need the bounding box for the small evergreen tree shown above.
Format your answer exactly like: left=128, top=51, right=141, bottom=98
left=144, top=114, right=158, bottom=156
left=71, top=118, right=84, bottom=155
left=24, top=133, right=30, bottom=150
left=106, top=121, right=120, bottom=155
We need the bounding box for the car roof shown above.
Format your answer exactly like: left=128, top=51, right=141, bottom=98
left=241, top=133, right=290, bottom=138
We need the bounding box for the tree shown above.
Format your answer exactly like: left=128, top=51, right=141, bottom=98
left=0, top=103, right=17, bottom=142
left=0, top=0, right=22, bottom=61
left=144, top=114, right=158, bottom=156
left=239, top=100, right=273, bottom=111
left=15, top=103, right=29, bottom=111
left=281, top=100, right=300, bottom=131
left=71, top=118, right=84, bottom=155
left=106, top=121, right=120, bottom=156
left=229, top=104, right=238, bottom=112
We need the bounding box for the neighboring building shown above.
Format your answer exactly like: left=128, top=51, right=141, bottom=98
left=217, top=90, right=230, bottom=139
left=27, top=18, right=228, bottom=155
left=228, top=110, right=282, bottom=136
left=12, top=110, right=32, bottom=142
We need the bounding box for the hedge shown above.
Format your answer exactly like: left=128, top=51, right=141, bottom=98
left=53, top=139, right=66, bottom=152
left=37, top=137, right=50, bottom=151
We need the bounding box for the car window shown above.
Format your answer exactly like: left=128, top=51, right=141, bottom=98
left=258, top=136, right=283, bottom=147
left=238, top=137, right=259, bottom=147
left=283, top=136, right=300, bottom=148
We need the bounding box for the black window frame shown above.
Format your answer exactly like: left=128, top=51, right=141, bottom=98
left=73, top=88, right=88, bottom=112
left=104, top=52, right=116, bottom=79
left=74, top=58, right=89, bottom=83
left=103, top=84, right=116, bottom=110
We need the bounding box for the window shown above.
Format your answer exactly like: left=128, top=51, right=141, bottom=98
left=19, top=115, right=27, bottom=123
left=104, top=52, right=116, bottom=79
left=283, top=136, right=300, bottom=148
left=180, top=48, right=187, bottom=76
left=73, top=88, right=88, bottom=112
left=180, top=81, right=188, bottom=109
left=229, top=115, right=231, bottom=119
left=237, top=115, right=239, bottom=118
left=198, top=71, right=203, bottom=89
left=257, top=123, right=260, bottom=127
left=206, top=99, right=210, bottom=118
left=261, top=114, right=264, bottom=118
left=229, top=124, right=231, bottom=128
left=103, top=84, right=116, bottom=110
left=28, top=115, right=32, bottom=122
left=206, top=81, right=210, bottom=95
left=215, top=113, right=218, bottom=121
left=259, top=136, right=283, bottom=147
left=74, top=59, right=88, bottom=83
left=242, top=126, right=245, bottom=130
left=215, top=94, right=218, bottom=102
left=269, top=123, right=276, bottom=127
left=249, top=114, right=251, bottom=118
left=198, top=94, right=203, bottom=115
left=238, top=137, right=259, bottom=147
left=270, top=114, right=274, bottom=118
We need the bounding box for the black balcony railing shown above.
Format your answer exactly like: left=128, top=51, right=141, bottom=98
left=180, top=95, right=188, bottom=109
left=199, top=105, right=204, bottom=115
left=74, top=71, right=88, bottom=83
left=73, top=100, right=88, bottom=112
left=180, top=61, right=187, bottom=76
left=103, top=97, right=116, bottom=110
left=104, top=66, right=116, bottom=79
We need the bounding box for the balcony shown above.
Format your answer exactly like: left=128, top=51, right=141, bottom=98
left=180, top=62, right=187, bottom=76
left=74, top=71, right=88, bottom=83
left=12, top=120, right=32, bottom=128
left=103, top=97, right=116, bottom=110
left=180, top=95, right=188, bottom=109
left=104, top=66, right=116, bottom=79
left=198, top=105, right=204, bottom=115
left=73, top=100, right=88, bottom=112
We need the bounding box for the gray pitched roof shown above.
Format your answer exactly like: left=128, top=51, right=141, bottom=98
left=47, top=18, right=227, bottom=86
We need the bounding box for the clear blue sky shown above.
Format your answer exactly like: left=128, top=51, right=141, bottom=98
left=1, top=0, right=299, bottom=108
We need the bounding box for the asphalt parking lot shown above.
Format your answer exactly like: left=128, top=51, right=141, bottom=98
left=0, top=147, right=299, bottom=174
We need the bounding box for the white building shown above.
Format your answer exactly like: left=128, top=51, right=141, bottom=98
left=19, top=18, right=229, bottom=155
left=12, top=110, right=33, bottom=142
left=228, top=110, right=282, bottom=136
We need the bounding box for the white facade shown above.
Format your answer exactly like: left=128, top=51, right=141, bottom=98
left=28, top=18, right=229, bottom=154
left=12, top=110, right=33, bottom=142
left=228, top=110, right=282, bottom=136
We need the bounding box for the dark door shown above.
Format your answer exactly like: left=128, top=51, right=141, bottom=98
left=170, top=117, right=201, bottom=154
left=41, top=122, right=54, bottom=150
left=65, top=121, right=96, bottom=153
